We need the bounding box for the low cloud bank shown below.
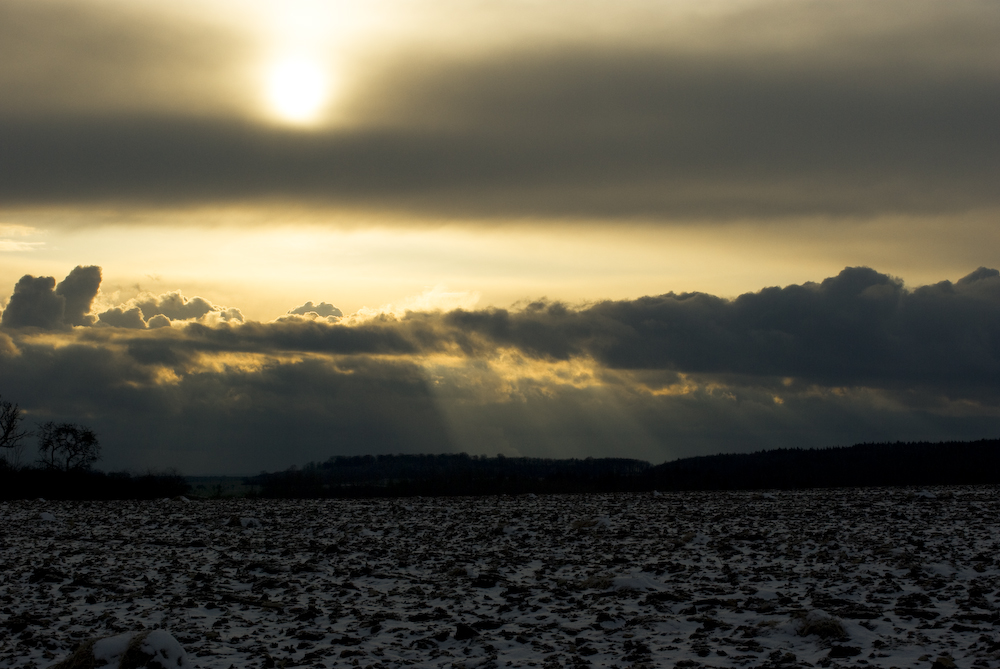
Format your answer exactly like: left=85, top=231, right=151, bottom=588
left=4, top=264, right=1000, bottom=390
left=1, top=265, right=998, bottom=473
left=445, top=266, right=1000, bottom=389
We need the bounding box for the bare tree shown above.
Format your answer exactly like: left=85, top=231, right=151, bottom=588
left=37, top=422, right=101, bottom=472
left=0, top=396, right=29, bottom=469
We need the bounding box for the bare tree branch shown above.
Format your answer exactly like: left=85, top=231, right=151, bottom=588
left=0, top=396, right=29, bottom=455
left=37, top=422, right=101, bottom=472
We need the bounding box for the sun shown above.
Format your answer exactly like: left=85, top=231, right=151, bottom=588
left=266, top=57, right=328, bottom=125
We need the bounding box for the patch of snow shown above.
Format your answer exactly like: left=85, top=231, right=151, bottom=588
left=92, top=631, right=135, bottom=666
left=141, top=630, right=193, bottom=669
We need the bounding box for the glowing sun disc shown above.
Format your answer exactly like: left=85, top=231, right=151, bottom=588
left=267, top=58, right=327, bottom=123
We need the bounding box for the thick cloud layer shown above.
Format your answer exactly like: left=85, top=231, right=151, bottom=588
left=2, top=265, right=998, bottom=473
left=443, top=267, right=1000, bottom=388
left=0, top=0, right=997, bottom=218
left=7, top=265, right=998, bottom=391
left=73, top=266, right=996, bottom=393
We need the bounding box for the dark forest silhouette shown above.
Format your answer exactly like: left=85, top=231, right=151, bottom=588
left=249, top=439, right=1000, bottom=498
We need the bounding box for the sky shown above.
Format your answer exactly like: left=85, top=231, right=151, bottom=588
left=1, top=0, right=998, bottom=474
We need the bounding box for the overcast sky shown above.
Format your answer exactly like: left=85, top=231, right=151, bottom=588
left=1, top=0, right=998, bottom=474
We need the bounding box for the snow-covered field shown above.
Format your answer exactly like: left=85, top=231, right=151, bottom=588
left=2, top=488, right=999, bottom=668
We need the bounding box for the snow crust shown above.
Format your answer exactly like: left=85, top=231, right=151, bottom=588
left=2, top=487, right=999, bottom=668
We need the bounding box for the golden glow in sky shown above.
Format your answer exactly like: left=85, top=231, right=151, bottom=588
left=265, top=57, right=329, bottom=124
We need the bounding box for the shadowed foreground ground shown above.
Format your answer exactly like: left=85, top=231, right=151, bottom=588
left=2, top=488, right=999, bottom=668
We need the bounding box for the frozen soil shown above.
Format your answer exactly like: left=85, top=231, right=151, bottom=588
left=2, top=487, right=1000, bottom=668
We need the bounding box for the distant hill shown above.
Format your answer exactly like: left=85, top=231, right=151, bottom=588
left=646, top=439, right=1000, bottom=491
left=248, top=439, right=1000, bottom=497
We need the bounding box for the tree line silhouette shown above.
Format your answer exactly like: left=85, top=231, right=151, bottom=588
left=645, top=439, right=1000, bottom=491
left=0, top=394, right=188, bottom=500
left=248, top=439, right=1000, bottom=498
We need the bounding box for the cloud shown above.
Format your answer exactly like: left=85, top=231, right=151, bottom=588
left=133, top=291, right=218, bottom=321
left=287, top=301, right=343, bottom=319
left=0, top=240, right=44, bottom=252
left=0, top=0, right=251, bottom=118
left=0, top=224, right=43, bottom=253
left=0, top=266, right=243, bottom=331
left=0, top=275, right=63, bottom=329
left=0, top=1, right=997, bottom=219
left=2, top=264, right=999, bottom=473
left=0, top=266, right=101, bottom=329
left=55, top=265, right=102, bottom=326
left=0, top=339, right=456, bottom=473
left=443, top=267, right=1000, bottom=391
left=2, top=314, right=997, bottom=474
left=45, top=265, right=993, bottom=404
left=97, top=290, right=244, bottom=328
left=958, top=267, right=1000, bottom=285
left=98, top=306, right=147, bottom=329
left=16, top=264, right=992, bottom=396
left=147, top=314, right=172, bottom=329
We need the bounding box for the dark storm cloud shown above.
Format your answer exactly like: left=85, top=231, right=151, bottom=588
left=1, top=1, right=998, bottom=218
left=444, top=267, right=1000, bottom=391
left=0, top=266, right=101, bottom=329
left=112, top=318, right=433, bottom=366
left=2, top=265, right=998, bottom=472
left=52, top=265, right=997, bottom=397
left=2, top=317, right=996, bottom=473
left=0, top=337, right=455, bottom=473
left=6, top=265, right=999, bottom=394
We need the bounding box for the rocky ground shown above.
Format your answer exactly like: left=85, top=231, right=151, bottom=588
left=2, top=487, right=1000, bottom=668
